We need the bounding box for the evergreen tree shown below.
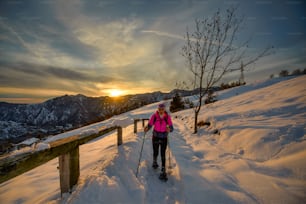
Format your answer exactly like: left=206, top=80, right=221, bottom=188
left=170, top=93, right=185, bottom=112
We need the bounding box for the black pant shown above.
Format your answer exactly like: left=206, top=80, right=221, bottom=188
left=152, top=136, right=167, bottom=168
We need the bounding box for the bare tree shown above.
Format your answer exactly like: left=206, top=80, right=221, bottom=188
left=181, top=7, right=272, bottom=133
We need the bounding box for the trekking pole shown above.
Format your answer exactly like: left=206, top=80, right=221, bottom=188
left=167, top=129, right=172, bottom=169
left=136, top=131, right=146, bottom=177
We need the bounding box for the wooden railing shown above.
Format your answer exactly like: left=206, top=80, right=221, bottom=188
left=134, top=119, right=149, bottom=133
left=0, top=126, right=122, bottom=194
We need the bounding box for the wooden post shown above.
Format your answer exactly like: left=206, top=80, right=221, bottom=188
left=0, top=126, right=122, bottom=194
left=70, top=147, right=79, bottom=188
left=142, top=119, right=145, bottom=127
left=59, top=147, right=80, bottom=195
left=134, top=119, right=138, bottom=133
left=117, top=126, right=122, bottom=146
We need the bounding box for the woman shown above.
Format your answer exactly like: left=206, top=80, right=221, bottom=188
left=144, top=103, right=174, bottom=178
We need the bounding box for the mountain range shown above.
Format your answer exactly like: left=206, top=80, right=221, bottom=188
left=0, top=89, right=199, bottom=153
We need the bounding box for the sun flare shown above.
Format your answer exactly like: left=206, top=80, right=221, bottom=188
left=109, top=89, right=123, bottom=97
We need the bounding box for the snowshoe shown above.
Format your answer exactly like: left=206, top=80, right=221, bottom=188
left=152, top=161, right=159, bottom=169
left=159, top=172, right=168, bottom=181
left=159, top=167, right=168, bottom=181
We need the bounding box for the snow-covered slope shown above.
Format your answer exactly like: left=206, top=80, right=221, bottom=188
left=0, top=75, right=305, bottom=204
left=174, top=75, right=306, bottom=203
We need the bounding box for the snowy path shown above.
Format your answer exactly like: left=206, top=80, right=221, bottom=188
left=138, top=117, right=257, bottom=203
left=136, top=129, right=185, bottom=204
left=64, top=124, right=187, bottom=204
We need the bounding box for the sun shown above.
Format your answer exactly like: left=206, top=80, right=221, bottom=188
left=109, top=89, right=123, bottom=97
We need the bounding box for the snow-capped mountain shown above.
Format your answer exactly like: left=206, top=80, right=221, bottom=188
left=0, top=90, right=196, bottom=147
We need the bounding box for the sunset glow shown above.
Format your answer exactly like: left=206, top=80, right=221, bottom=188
left=0, top=1, right=305, bottom=103
left=109, top=89, right=124, bottom=97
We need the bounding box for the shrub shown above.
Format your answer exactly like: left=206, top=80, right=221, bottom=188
left=205, top=89, right=217, bottom=104
left=197, top=120, right=211, bottom=127
left=184, top=98, right=194, bottom=108
left=279, top=70, right=289, bottom=77
left=291, top=69, right=301, bottom=76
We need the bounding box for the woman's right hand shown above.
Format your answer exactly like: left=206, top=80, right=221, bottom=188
left=166, top=125, right=170, bottom=133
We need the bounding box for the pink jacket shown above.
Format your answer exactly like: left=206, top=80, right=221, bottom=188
left=148, top=111, right=173, bottom=133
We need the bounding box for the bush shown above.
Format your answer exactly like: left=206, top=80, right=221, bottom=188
left=205, top=89, right=217, bottom=104
left=291, top=69, right=301, bottom=76
left=184, top=98, right=194, bottom=108
left=220, top=81, right=245, bottom=90
left=279, top=70, right=289, bottom=77
left=220, top=82, right=229, bottom=90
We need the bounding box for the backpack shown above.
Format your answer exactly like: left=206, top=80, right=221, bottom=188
left=152, top=111, right=169, bottom=125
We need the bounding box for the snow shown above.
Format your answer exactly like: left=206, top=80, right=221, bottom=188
left=16, top=137, right=39, bottom=146
left=35, top=142, right=50, bottom=151
left=0, top=121, right=27, bottom=139
left=1, top=75, right=306, bottom=203
left=109, top=117, right=134, bottom=128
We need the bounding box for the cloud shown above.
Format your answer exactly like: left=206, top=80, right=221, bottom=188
left=0, top=0, right=170, bottom=102
left=142, top=30, right=185, bottom=41
left=0, top=8, right=100, bottom=68
left=45, top=66, right=113, bottom=82
left=71, top=18, right=158, bottom=68
left=0, top=61, right=114, bottom=83
left=1, top=0, right=193, bottom=95
left=1, top=0, right=305, bottom=103
left=0, top=20, right=39, bottom=57
left=0, top=61, right=118, bottom=98
left=53, top=0, right=164, bottom=68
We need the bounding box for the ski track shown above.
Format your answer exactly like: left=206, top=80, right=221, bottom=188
left=63, top=125, right=187, bottom=204
left=137, top=130, right=185, bottom=204
left=138, top=118, right=242, bottom=204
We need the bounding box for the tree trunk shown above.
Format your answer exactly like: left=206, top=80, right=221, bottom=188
left=194, top=111, right=198, bottom=134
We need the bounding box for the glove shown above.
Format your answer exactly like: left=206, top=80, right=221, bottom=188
left=166, top=125, right=170, bottom=133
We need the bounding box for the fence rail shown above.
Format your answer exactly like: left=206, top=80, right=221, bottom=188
left=0, top=126, right=122, bottom=194
left=134, top=118, right=149, bottom=133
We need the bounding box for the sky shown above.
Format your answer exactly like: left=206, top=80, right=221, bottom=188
left=0, top=0, right=305, bottom=103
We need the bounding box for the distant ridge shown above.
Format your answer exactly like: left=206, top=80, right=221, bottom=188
left=0, top=89, right=199, bottom=152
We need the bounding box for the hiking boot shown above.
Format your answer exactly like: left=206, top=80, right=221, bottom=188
left=152, top=161, right=159, bottom=169
left=159, top=167, right=168, bottom=181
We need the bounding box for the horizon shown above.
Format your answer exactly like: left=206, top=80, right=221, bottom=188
left=1, top=74, right=302, bottom=104
left=0, top=86, right=195, bottom=104
left=0, top=0, right=305, bottom=103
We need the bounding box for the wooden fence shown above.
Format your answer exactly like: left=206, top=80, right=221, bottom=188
left=134, top=119, right=149, bottom=133
left=0, top=126, right=122, bottom=195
